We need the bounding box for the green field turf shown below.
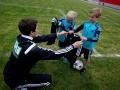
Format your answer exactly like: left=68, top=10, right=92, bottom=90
left=0, top=0, right=120, bottom=90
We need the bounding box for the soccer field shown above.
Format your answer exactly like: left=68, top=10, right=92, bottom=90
left=0, top=0, right=120, bottom=90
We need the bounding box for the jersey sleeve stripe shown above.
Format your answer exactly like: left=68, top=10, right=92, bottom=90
left=24, top=43, right=36, bottom=55
left=54, top=45, right=74, bottom=54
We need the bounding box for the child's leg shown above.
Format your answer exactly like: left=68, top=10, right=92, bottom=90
left=47, top=18, right=58, bottom=45
left=80, top=57, right=88, bottom=74
left=83, top=51, right=89, bottom=68
left=79, top=47, right=92, bottom=73
left=83, top=48, right=92, bottom=68
left=75, top=47, right=89, bottom=73
left=82, top=59, right=88, bottom=68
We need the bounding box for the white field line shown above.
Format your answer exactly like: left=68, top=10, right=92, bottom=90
left=58, top=9, right=65, bottom=16
left=47, top=7, right=65, bottom=16
left=93, top=48, right=103, bottom=57
left=0, top=1, right=120, bottom=58
left=92, top=54, right=120, bottom=58
left=46, top=7, right=65, bottom=16
left=46, top=7, right=58, bottom=11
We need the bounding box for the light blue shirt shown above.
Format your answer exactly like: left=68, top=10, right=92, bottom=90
left=82, top=20, right=101, bottom=50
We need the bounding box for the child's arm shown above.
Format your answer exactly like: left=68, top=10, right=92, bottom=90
left=33, top=34, right=57, bottom=43
left=87, top=30, right=101, bottom=42
left=33, top=31, right=68, bottom=43
left=74, top=24, right=84, bottom=33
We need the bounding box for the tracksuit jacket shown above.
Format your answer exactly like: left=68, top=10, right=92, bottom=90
left=3, top=33, right=75, bottom=83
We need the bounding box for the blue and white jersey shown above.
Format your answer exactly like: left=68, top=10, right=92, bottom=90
left=81, top=20, right=101, bottom=50
left=57, top=17, right=77, bottom=42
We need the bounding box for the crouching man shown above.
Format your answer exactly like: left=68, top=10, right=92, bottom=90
left=3, top=17, right=82, bottom=90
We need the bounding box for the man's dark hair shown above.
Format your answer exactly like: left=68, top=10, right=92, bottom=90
left=18, top=17, right=38, bottom=35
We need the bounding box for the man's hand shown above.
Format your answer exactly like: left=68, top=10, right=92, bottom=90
left=57, top=31, right=68, bottom=36
left=68, top=30, right=74, bottom=34
left=72, top=41, right=82, bottom=48
left=81, top=36, right=87, bottom=41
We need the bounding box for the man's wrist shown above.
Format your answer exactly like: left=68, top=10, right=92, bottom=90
left=56, top=33, right=60, bottom=36
left=71, top=45, right=75, bottom=49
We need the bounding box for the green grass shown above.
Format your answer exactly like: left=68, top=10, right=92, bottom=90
left=0, top=0, right=120, bottom=90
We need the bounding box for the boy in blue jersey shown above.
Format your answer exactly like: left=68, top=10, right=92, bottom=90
left=57, top=11, right=78, bottom=47
left=47, top=11, right=78, bottom=47
left=74, top=8, right=102, bottom=73
left=47, top=11, right=82, bottom=67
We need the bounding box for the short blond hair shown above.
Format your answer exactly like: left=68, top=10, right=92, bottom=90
left=66, top=10, right=78, bottom=20
left=90, top=8, right=102, bottom=18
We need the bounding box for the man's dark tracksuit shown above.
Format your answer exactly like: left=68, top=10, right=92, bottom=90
left=3, top=34, right=75, bottom=89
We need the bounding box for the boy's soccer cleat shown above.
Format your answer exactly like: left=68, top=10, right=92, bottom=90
left=51, top=18, right=58, bottom=23
left=80, top=68, right=86, bottom=74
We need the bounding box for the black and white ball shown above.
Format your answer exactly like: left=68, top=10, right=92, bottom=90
left=73, top=60, right=83, bottom=70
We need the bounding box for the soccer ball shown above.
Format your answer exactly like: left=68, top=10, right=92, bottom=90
left=73, top=60, right=83, bottom=70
